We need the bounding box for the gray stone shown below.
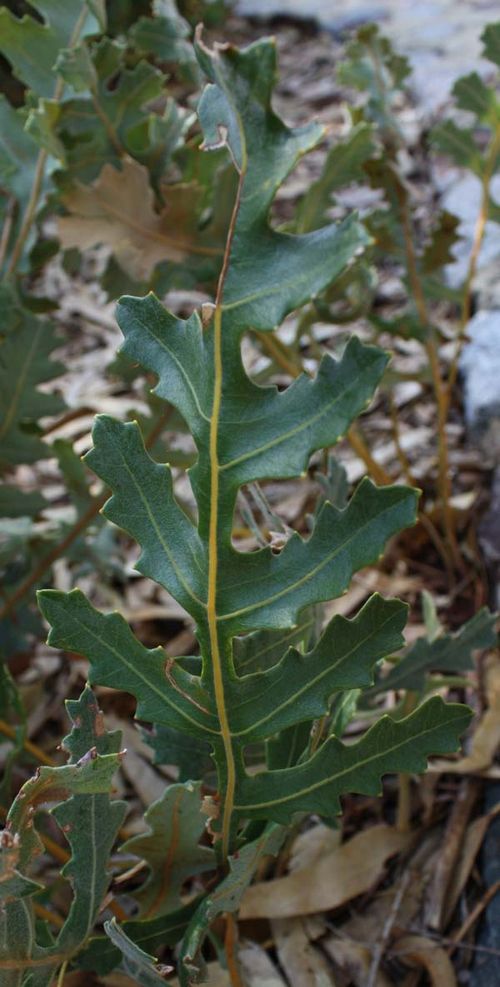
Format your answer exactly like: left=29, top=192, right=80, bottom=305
left=460, top=310, right=500, bottom=463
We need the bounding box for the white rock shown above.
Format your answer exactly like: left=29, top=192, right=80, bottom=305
left=460, top=310, right=500, bottom=462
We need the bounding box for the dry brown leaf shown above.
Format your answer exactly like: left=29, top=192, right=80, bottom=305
left=431, top=654, right=500, bottom=774
left=271, top=917, right=337, bottom=986
left=239, top=942, right=288, bottom=986
left=287, top=823, right=341, bottom=872
left=443, top=802, right=500, bottom=926
left=240, top=824, right=413, bottom=920
left=392, top=934, right=457, bottom=986
left=58, top=158, right=221, bottom=280
left=322, top=938, right=395, bottom=987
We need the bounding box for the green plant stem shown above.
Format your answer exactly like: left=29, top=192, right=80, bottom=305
left=89, top=85, right=125, bottom=157
left=347, top=423, right=392, bottom=486
left=224, top=914, right=245, bottom=987
left=0, top=406, right=172, bottom=622
left=389, top=393, right=415, bottom=486
left=207, top=162, right=245, bottom=863
left=0, top=490, right=108, bottom=622
left=396, top=186, right=460, bottom=572
left=4, top=5, right=89, bottom=277
left=42, top=405, right=95, bottom=437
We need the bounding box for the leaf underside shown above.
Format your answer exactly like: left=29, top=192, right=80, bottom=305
left=37, top=30, right=472, bottom=980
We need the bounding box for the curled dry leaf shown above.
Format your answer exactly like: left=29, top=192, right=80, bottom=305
left=57, top=157, right=221, bottom=280
left=271, top=917, right=337, bottom=986
left=240, top=824, right=413, bottom=920
left=392, top=934, right=457, bottom=986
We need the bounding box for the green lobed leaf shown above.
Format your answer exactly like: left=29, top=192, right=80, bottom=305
left=431, top=120, right=482, bottom=172
left=0, top=737, right=121, bottom=984
left=51, top=687, right=127, bottom=954
left=234, top=698, right=472, bottom=823
left=482, top=22, right=500, bottom=66
left=452, top=71, right=497, bottom=122
left=122, top=781, right=215, bottom=918
left=38, top=588, right=217, bottom=739
left=113, top=294, right=389, bottom=498
left=0, top=1, right=103, bottom=96
left=195, top=36, right=370, bottom=332
left=371, top=607, right=497, bottom=694
left=226, top=595, right=408, bottom=741
left=0, top=299, right=65, bottom=471
left=55, top=38, right=188, bottom=183
left=40, top=33, right=469, bottom=900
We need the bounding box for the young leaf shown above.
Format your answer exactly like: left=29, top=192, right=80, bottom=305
left=452, top=71, right=496, bottom=121
left=338, top=24, right=410, bottom=139
left=431, top=120, right=482, bottom=172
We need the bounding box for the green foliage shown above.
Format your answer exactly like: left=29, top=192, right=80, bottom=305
left=0, top=686, right=123, bottom=984
left=0, top=1, right=104, bottom=96
left=371, top=607, right=497, bottom=695
left=34, top=34, right=472, bottom=979
left=122, top=782, right=215, bottom=917
left=432, top=24, right=500, bottom=175
left=1, top=11, right=496, bottom=983
left=0, top=287, right=64, bottom=470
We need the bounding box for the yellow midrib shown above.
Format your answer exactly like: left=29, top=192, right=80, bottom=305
left=206, top=303, right=236, bottom=861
